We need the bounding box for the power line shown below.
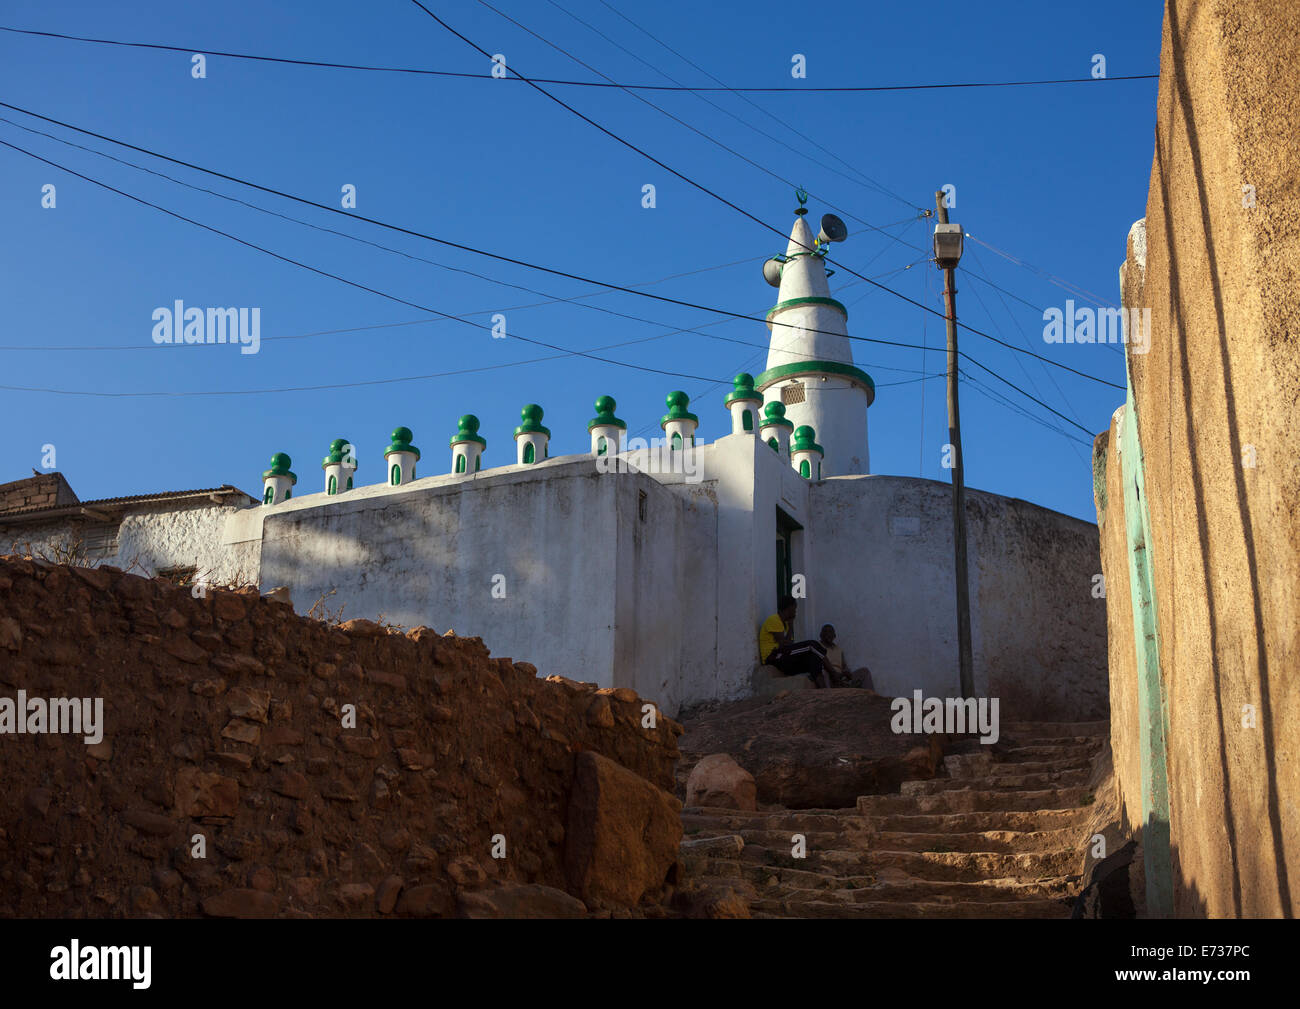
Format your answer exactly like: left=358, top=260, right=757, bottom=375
left=1, top=132, right=1095, bottom=437
left=0, top=24, right=1157, bottom=92
left=0, top=108, right=779, bottom=353
left=401, top=7, right=1127, bottom=393
left=964, top=242, right=1092, bottom=464
left=523, top=3, right=1129, bottom=318
left=540, top=0, right=919, bottom=214
left=959, top=369, right=1092, bottom=447
left=2, top=21, right=1137, bottom=320
left=593, top=0, right=918, bottom=209
left=0, top=130, right=1110, bottom=433
left=0, top=135, right=920, bottom=404
left=966, top=233, right=1118, bottom=309
left=477, top=0, right=933, bottom=260
left=0, top=99, right=1120, bottom=393
left=0, top=136, right=728, bottom=386
left=0, top=111, right=929, bottom=359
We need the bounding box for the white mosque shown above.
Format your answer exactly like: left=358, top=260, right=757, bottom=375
left=0, top=199, right=1107, bottom=718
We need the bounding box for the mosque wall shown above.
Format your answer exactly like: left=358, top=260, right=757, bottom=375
left=809, top=474, right=1108, bottom=719
left=248, top=456, right=702, bottom=714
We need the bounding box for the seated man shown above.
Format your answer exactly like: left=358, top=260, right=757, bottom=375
left=758, top=596, right=832, bottom=688
left=819, top=623, right=875, bottom=690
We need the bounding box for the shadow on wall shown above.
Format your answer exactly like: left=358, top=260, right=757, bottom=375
left=1155, top=0, right=1290, bottom=919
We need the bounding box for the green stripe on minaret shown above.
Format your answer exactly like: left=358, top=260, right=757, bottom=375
left=755, top=360, right=876, bottom=404
left=765, top=296, right=848, bottom=324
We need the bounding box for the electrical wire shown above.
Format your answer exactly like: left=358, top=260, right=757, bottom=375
left=402, top=5, right=1125, bottom=391
left=0, top=130, right=1105, bottom=432
left=0, top=24, right=1157, bottom=93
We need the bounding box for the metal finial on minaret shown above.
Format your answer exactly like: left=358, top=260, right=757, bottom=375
left=794, top=186, right=809, bottom=216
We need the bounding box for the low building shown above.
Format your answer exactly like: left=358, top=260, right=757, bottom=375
left=0, top=473, right=255, bottom=586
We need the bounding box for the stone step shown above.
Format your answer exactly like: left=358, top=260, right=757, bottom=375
left=849, top=874, right=1080, bottom=902
left=1008, top=735, right=1107, bottom=749
left=690, top=856, right=1080, bottom=901
left=865, top=808, right=1089, bottom=833
left=737, top=844, right=1079, bottom=882
left=1002, top=721, right=1109, bottom=737
left=857, top=786, right=1094, bottom=816
left=686, top=821, right=1080, bottom=857
left=902, top=769, right=1092, bottom=794
left=871, top=827, right=1080, bottom=854
left=712, top=827, right=868, bottom=851
left=682, top=809, right=869, bottom=834
left=998, top=744, right=1102, bottom=762
left=750, top=897, right=1071, bottom=919
left=986, top=758, right=1095, bottom=776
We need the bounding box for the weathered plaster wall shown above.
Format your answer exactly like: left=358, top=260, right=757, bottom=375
left=252, top=457, right=697, bottom=714
left=1092, top=406, right=1142, bottom=846
left=117, top=505, right=259, bottom=585
left=1097, top=0, right=1300, bottom=919
left=810, top=475, right=1107, bottom=718
left=2, top=503, right=255, bottom=585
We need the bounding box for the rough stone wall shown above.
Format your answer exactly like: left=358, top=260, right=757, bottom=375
left=0, top=557, right=682, bottom=917
left=1098, top=0, right=1299, bottom=918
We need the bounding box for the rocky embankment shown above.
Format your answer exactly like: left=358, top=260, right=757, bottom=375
left=0, top=557, right=683, bottom=918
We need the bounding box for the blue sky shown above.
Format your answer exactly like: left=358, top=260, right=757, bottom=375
left=0, top=0, right=1163, bottom=520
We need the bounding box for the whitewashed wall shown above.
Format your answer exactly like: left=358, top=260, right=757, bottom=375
left=249, top=456, right=698, bottom=713
left=807, top=475, right=1108, bottom=718
left=1, top=503, right=255, bottom=585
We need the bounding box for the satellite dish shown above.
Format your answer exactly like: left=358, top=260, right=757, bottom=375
left=818, top=213, right=848, bottom=244
left=762, top=258, right=784, bottom=287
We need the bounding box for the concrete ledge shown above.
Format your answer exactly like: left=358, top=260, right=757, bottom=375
left=750, top=663, right=815, bottom=699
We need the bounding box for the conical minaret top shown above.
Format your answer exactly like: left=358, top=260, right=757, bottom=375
left=755, top=198, right=875, bottom=475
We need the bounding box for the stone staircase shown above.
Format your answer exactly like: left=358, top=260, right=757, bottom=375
left=678, top=720, right=1107, bottom=919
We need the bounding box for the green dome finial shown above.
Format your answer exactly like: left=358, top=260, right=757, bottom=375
left=588, top=395, right=627, bottom=432
left=262, top=452, right=297, bottom=483
left=762, top=401, right=794, bottom=429
left=791, top=425, right=824, bottom=454
left=660, top=390, right=699, bottom=429
left=384, top=426, right=420, bottom=460
left=724, top=372, right=763, bottom=407
left=322, top=437, right=358, bottom=469
left=450, top=414, right=487, bottom=447
left=514, top=403, right=552, bottom=438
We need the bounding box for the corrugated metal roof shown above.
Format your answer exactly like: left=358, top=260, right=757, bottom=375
left=78, top=485, right=253, bottom=507
left=0, top=484, right=255, bottom=522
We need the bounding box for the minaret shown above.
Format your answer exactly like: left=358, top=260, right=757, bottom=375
left=755, top=192, right=875, bottom=475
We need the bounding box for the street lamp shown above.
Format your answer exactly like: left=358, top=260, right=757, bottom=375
left=933, top=222, right=964, bottom=269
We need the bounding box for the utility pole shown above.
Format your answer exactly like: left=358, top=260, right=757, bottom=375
left=933, top=191, right=974, bottom=700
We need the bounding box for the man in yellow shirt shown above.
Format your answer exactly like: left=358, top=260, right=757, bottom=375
left=758, top=595, right=832, bottom=687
